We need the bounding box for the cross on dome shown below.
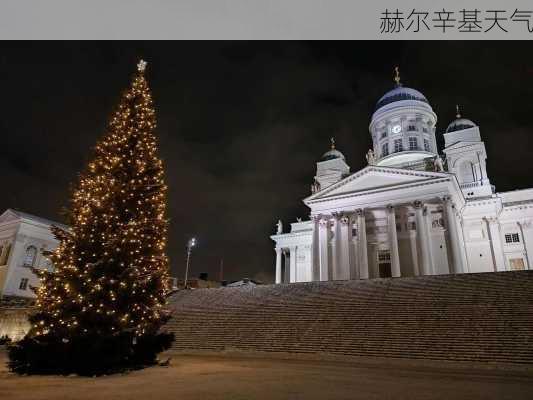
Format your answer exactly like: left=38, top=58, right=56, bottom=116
left=456, top=104, right=462, bottom=118
left=320, top=137, right=345, bottom=161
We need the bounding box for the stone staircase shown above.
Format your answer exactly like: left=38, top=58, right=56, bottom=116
left=165, top=271, right=533, bottom=363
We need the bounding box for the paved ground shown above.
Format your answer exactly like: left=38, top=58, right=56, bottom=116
left=1, top=351, right=533, bottom=400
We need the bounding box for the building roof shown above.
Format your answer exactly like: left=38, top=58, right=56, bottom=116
left=445, top=117, right=477, bottom=133
left=2, top=209, right=68, bottom=230
left=375, top=86, right=429, bottom=111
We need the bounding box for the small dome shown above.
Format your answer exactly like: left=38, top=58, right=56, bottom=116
left=375, top=86, right=429, bottom=111
left=446, top=117, right=476, bottom=133
left=321, top=148, right=345, bottom=161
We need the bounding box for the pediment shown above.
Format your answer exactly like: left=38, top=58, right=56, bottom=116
left=306, top=166, right=449, bottom=202
left=444, top=141, right=482, bottom=151
left=0, top=209, right=22, bottom=225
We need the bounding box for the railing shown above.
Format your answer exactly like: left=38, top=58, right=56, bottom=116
left=460, top=182, right=480, bottom=189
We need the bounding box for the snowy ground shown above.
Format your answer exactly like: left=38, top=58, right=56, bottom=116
left=1, top=350, right=533, bottom=400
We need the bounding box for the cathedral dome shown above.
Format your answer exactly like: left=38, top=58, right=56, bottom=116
left=375, top=86, right=429, bottom=111
left=321, top=148, right=345, bottom=161
left=446, top=106, right=476, bottom=133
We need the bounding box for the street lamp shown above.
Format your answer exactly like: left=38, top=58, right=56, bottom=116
left=183, top=237, right=197, bottom=289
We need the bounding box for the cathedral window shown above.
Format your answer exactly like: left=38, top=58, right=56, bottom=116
left=380, top=131, right=387, bottom=139
left=381, top=143, right=389, bottom=156
left=23, top=246, right=37, bottom=267
left=19, top=278, right=29, bottom=290
left=378, top=250, right=391, bottom=262
left=407, top=125, right=417, bottom=131
left=422, top=127, right=428, bottom=133
left=424, top=139, right=430, bottom=152
left=394, top=139, right=403, bottom=152
left=505, top=233, right=520, bottom=243
left=408, top=137, right=418, bottom=150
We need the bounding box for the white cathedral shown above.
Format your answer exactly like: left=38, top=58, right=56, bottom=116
left=271, top=70, right=533, bottom=283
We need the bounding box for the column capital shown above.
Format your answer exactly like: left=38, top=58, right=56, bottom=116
left=332, top=212, right=342, bottom=220
left=519, top=219, right=533, bottom=229
left=319, top=217, right=329, bottom=227
left=356, top=208, right=365, bottom=217
left=340, top=215, right=351, bottom=225
left=386, top=204, right=395, bottom=212
left=311, top=214, right=322, bottom=223
left=483, top=216, right=499, bottom=225
left=413, top=200, right=424, bottom=209
left=443, top=196, right=457, bottom=210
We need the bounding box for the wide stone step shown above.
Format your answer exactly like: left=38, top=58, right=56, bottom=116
left=164, top=270, right=533, bottom=363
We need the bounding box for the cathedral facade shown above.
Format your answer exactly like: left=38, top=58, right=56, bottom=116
left=271, top=72, right=533, bottom=283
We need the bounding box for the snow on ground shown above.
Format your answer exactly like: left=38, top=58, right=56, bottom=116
left=1, top=350, right=533, bottom=400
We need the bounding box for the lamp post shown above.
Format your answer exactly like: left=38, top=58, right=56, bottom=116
left=183, top=237, right=197, bottom=289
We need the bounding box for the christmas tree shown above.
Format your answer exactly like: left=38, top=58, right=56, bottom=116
left=9, top=60, right=173, bottom=375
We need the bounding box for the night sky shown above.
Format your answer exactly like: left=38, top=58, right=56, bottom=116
left=1, top=42, right=532, bottom=283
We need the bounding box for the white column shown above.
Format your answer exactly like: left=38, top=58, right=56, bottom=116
left=318, top=217, right=330, bottom=281
left=357, top=209, right=369, bottom=279
left=387, top=205, right=401, bottom=277
left=410, top=233, right=420, bottom=276
left=331, top=213, right=341, bottom=280
left=311, top=216, right=320, bottom=281
left=289, top=246, right=297, bottom=283
left=275, top=248, right=282, bottom=284
left=444, top=197, right=465, bottom=274
left=456, top=215, right=470, bottom=273
left=350, top=212, right=359, bottom=280
left=414, top=201, right=431, bottom=276
left=485, top=217, right=506, bottom=272
left=338, top=214, right=351, bottom=280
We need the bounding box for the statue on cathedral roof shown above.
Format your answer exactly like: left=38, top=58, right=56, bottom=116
left=366, top=149, right=376, bottom=166
left=276, top=220, right=283, bottom=234
left=434, top=156, right=445, bottom=172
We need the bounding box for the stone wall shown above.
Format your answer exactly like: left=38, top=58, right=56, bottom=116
left=0, top=307, right=31, bottom=341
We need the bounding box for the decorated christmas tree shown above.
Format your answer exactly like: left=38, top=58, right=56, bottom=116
left=9, top=60, right=173, bottom=375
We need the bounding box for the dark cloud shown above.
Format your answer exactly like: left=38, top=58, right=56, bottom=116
left=1, top=42, right=532, bottom=283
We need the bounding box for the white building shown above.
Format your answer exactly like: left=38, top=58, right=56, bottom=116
left=0, top=209, right=64, bottom=299
left=271, top=72, right=533, bottom=283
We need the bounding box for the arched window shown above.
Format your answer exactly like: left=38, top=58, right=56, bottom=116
left=458, top=161, right=475, bottom=184
left=23, top=246, right=37, bottom=267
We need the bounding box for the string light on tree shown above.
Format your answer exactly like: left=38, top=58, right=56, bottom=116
left=10, top=60, right=173, bottom=375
